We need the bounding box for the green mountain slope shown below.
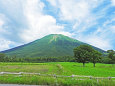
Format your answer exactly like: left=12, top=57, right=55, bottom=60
left=2, top=34, right=105, bottom=57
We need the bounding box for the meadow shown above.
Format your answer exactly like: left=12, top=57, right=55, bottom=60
left=0, top=62, right=115, bottom=86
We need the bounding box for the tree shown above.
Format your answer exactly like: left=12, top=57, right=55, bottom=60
left=107, top=50, right=115, bottom=65
left=74, top=45, right=102, bottom=67
left=0, top=53, right=6, bottom=62
left=90, top=50, right=102, bottom=67
left=73, top=45, right=94, bottom=67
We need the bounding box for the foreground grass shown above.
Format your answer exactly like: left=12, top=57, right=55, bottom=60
left=0, top=75, right=114, bottom=86
left=0, top=62, right=115, bottom=86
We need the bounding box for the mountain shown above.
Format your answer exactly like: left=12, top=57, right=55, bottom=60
left=2, top=34, right=105, bottom=58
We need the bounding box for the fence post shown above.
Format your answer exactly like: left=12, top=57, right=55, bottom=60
left=108, top=77, right=111, bottom=80
left=38, top=73, right=40, bottom=76
left=71, top=75, right=75, bottom=80
left=90, top=76, right=92, bottom=80
left=54, top=74, right=58, bottom=86
left=96, top=78, right=99, bottom=83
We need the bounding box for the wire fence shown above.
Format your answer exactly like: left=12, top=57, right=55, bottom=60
left=0, top=72, right=115, bottom=86
left=0, top=72, right=115, bottom=80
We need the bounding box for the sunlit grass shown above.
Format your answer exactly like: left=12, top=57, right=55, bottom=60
left=0, top=62, right=115, bottom=86
left=0, top=62, right=115, bottom=77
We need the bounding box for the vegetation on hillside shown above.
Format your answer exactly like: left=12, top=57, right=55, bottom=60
left=1, top=34, right=105, bottom=58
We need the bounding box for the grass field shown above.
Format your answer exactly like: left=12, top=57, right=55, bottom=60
left=0, top=62, right=115, bottom=86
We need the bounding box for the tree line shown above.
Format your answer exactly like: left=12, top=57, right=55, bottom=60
left=0, top=45, right=115, bottom=67
left=0, top=54, right=74, bottom=63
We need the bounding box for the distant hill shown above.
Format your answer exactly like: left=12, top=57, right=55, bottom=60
left=2, top=34, right=105, bottom=57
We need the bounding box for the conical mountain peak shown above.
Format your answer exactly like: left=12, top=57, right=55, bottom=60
left=2, top=34, right=105, bottom=58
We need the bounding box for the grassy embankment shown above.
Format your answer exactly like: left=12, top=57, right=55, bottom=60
left=0, top=62, right=115, bottom=86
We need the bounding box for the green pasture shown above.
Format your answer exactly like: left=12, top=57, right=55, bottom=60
left=0, top=62, right=115, bottom=86
left=0, top=62, right=115, bottom=77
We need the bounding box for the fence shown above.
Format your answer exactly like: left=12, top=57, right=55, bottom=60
left=0, top=72, right=115, bottom=86
left=0, top=72, right=115, bottom=80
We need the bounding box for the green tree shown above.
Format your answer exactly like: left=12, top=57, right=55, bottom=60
left=90, top=50, right=102, bottom=67
left=0, top=53, right=6, bottom=62
left=74, top=45, right=102, bottom=67
left=73, top=45, right=94, bottom=67
left=107, top=50, right=115, bottom=65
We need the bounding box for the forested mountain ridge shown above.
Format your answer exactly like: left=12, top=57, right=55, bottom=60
left=1, top=34, right=105, bottom=58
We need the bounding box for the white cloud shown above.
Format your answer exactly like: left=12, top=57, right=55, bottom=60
left=47, top=0, right=57, bottom=6
left=21, top=15, right=65, bottom=42
left=0, top=19, right=4, bottom=26
left=48, top=0, right=104, bottom=33
left=110, top=26, right=115, bottom=33
left=0, top=19, right=4, bottom=32
left=77, top=35, right=112, bottom=50
left=0, top=14, right=7, bottom=33
left=102, top=18, right=115, bottom=34
left=20, top=0, right=71, bottom=43
left=0, top=0, right=26, bottom=21
left=86, top=36, right=112, bottom=50
left=58, top=0, right=90, bottom=21
left=48, top=0, right=103, bottom=21
left=111, top=0, right=115, bottom=6
left=0, top=38, right=14, bottom=51
left=0, top=14, right=13, bottom=51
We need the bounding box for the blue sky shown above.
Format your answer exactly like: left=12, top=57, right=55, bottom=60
left=0, top=0, right=115, bottom=51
